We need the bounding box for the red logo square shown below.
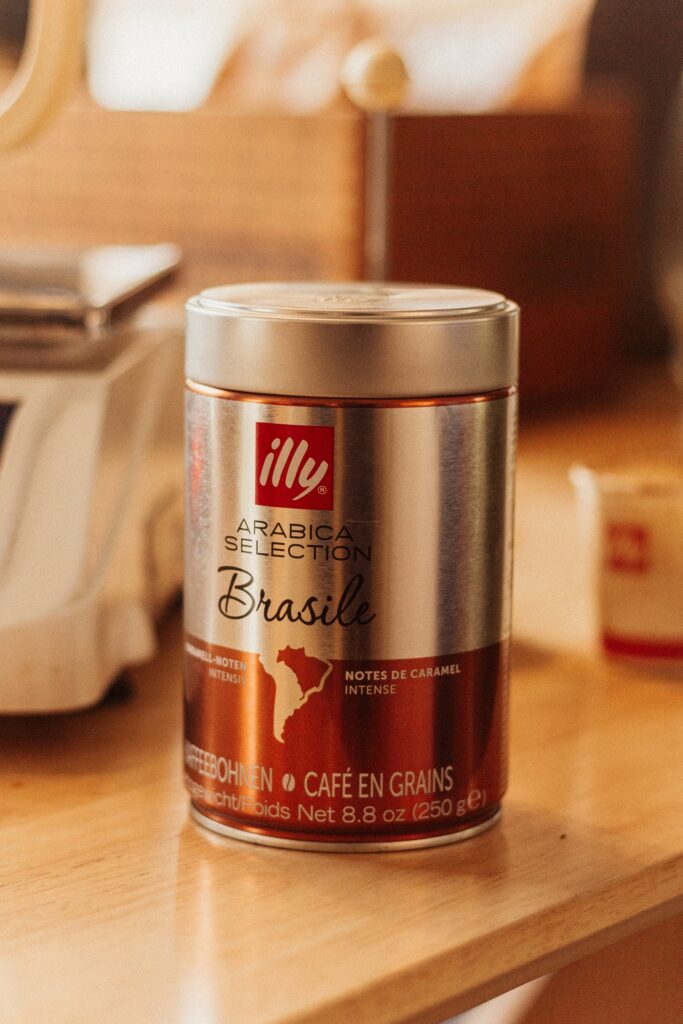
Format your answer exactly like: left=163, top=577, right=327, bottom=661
left=255, top=422, right=334, bottom=510
left=605, top=522, right=650, bottom=574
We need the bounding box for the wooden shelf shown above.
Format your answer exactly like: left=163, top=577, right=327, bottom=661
left=2, top=370, right=682, bottom=1023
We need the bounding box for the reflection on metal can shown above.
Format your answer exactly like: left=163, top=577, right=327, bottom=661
left=184, top=283, right=519, bottom=851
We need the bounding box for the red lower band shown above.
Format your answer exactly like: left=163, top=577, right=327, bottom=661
left=602, top=633, right=683, bottom=660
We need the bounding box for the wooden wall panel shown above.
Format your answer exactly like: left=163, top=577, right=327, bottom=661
left=388, top=97, right=638, bottom=403
left=0, top=93, right=365, bottom=294
left=0, top=89, right=641, bottom=408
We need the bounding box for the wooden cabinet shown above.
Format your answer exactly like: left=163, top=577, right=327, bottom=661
left=0, top=90, right=637, bottom=404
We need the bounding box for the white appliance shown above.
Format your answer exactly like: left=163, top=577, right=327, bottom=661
left=0, top=244, right=183, bottom=712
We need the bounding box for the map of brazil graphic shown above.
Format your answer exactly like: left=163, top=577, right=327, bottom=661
left=261, top=646, right=333, bottom=743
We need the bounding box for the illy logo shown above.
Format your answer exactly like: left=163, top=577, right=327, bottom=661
left=255, top=422, right=334, bottom=510
left=605, top=522, right=650, bottom=574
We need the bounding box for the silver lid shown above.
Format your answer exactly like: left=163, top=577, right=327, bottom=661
left=186, top=282, right=519, bottom=398
left=0, top=244, right=180, bottom=365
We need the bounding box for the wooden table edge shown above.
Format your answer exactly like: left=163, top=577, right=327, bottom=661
left=280, top=859, right=683, bottom=1024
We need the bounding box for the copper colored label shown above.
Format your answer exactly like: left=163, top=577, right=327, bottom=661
left=184, top=634, right=507, bottom=844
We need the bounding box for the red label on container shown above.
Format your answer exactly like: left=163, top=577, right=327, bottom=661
left=255, top=422, right=334, bottom=510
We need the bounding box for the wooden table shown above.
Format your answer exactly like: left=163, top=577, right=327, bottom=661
left=2, top=371, right=682, bottom=1024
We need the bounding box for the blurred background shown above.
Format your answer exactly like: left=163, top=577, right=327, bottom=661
left=0, top=0, right=681, bottom=403
left=1, top=10, right=681, bottom=1022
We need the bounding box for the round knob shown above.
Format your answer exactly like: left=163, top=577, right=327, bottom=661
left=341, top=39, right=409, bottom=112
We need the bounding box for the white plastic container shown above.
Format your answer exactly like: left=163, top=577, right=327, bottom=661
left=571, top=461, right=683, bottom=660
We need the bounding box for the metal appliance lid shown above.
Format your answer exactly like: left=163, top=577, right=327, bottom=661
left=186, top=282, right=519, bottom=398
left=0, top=243, right=180, bottom=342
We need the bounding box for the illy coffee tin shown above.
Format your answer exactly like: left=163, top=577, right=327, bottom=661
left=184, top=282, right=519, bottom=851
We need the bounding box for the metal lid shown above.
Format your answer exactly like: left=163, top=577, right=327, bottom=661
left=186, top=282, right=519, bottom=398
left=0, top=244, right=180, bottom=365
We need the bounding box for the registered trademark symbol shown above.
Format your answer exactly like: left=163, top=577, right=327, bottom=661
left=317, top=485, right=327, bottom=494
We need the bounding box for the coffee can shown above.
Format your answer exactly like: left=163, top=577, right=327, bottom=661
left=184, top=282, right=519, bottom=851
